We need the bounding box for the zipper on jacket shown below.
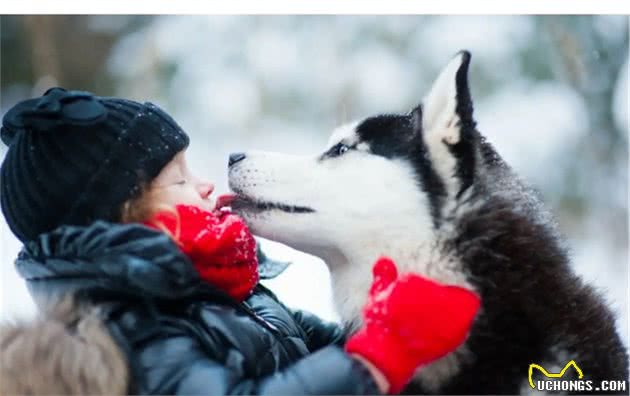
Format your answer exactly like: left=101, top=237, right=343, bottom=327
left=193, top=285, right=280, bottom=334
left=240, top=301, right=279, bottom=332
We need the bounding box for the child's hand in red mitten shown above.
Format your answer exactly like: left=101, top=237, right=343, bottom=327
left=346, top=257, right=480, bottom=394
left=144, top=205, right=259, bottom=301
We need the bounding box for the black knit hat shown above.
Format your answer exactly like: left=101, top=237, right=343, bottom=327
left=1, top=87, right=189, bottom=242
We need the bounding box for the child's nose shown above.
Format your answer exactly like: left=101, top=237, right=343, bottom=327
left=197, top=182, right=215, bottom=199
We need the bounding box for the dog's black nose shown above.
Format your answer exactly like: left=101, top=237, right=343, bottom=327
left=228, top=152, right=247, bottom=167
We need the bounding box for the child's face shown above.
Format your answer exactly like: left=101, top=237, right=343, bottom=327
left=148, top=150, right=215, bottom=212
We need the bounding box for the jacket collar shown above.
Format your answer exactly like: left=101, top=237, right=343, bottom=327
left=16, top=221, right=290, bottom=304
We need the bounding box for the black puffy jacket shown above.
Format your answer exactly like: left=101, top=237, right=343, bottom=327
left=15, top=221, right=379, bottom=395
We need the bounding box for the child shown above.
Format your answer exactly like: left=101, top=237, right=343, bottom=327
left=0, top=88, right=480, bottom=395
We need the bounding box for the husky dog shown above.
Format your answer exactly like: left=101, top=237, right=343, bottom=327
left=224, top=51, right=629, bottom=394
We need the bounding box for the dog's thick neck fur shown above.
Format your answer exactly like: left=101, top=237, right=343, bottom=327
left=326, top=219, right=474, bottom=331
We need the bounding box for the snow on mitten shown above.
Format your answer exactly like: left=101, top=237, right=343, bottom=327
left=145, top=205, right=259, bottom=301
left=345, top=257, right=480, bottom=393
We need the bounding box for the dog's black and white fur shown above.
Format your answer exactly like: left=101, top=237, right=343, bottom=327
left=226, top=51, right=629, bottom=394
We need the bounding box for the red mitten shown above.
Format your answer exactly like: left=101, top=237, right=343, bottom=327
left=144, top=205, right=259, bottom=301
left=346, top=257, right=480, bottom=393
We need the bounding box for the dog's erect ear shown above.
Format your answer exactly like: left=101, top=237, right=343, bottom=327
left=412, top=51, right=476, bottom=203
left=416, top=50, right=474, bottom=136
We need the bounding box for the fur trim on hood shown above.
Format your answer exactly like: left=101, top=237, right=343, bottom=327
left=0, top=295, right=128, bottom=395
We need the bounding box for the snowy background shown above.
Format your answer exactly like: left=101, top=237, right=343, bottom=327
left=1, top=16, right=628, bottom=346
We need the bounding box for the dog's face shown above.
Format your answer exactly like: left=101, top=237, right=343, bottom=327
left=227, top=51, right=480, bottom=266
left=228, top=119, right=433, bottom=261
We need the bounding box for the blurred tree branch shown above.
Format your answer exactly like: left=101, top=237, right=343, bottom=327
left=543, top=16, right=627, bottom=163
left=23, top=16, right=63, bottom=85
left=539, top=16, right=628, bottom=250
left=2, top=16, right=152, bottom=99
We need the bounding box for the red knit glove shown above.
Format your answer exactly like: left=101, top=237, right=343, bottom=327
left=144, top=205, right=259, bottom=301
left=345, top=257, right=480, bottom=393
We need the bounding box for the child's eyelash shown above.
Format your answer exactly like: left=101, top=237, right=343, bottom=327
left=176, top=179, right=187, bottom=185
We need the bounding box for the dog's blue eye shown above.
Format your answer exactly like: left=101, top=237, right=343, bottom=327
left=322, top=143, right=353, bottom=160
left=330, top=143, right=350, bottom=157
